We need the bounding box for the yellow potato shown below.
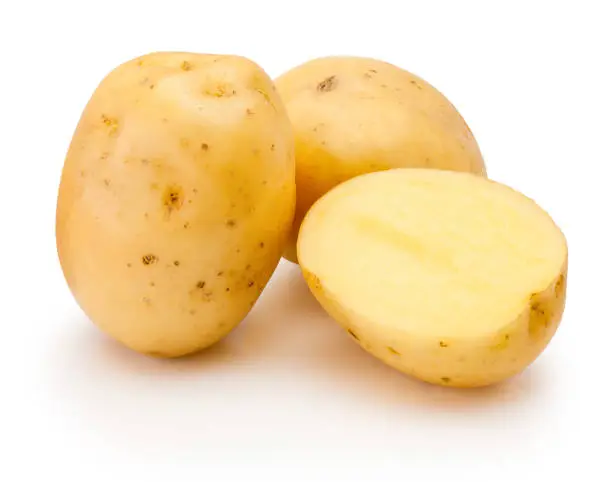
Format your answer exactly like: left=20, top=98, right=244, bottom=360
left=276, top=56, right=487, bottom=262
left=298, top=169, right=567, bottom=388
left=56, top=52, right=295, bottom=357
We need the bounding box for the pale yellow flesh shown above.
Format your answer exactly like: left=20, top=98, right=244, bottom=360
left=298, top=169, right=567, bottom=387
left=276, top=56, right=487, bottom=263
left=56, top=52, right=295, bottom=357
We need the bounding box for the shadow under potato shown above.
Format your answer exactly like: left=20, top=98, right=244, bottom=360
left=52, top=262, right=550, bottom=411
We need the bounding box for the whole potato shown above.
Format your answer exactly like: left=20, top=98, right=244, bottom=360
left=56, top=52, right=295, bottom=357
left=276, top=56, right=487, bottom=262
left=298, top=169, right=567, bottom=388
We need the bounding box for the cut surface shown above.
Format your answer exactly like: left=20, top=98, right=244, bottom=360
left=298, top=169, right=567, bottom=340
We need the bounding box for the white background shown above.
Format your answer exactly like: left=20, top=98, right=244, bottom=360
left=1, top=1, right=610, bottom=480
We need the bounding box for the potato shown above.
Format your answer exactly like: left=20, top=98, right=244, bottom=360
left=276, top=56, right=487, bottom=262
left=56, top=52, right=295, bottom=357
left=298, top=169, right=567, bottom=388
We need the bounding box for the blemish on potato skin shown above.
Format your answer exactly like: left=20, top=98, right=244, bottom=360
left=103, top=178, right=111, bottom=187
left=555, top=273, right=566, bottom=297
left=149, top=282, right=156, bottom=287
left=162, top=185, right=184, bottom=213
left=410, top=79, right=423, bottom=90
left=247, top=280, right=255, bottom=288
left=246, top=108, right=255, bottom=116
left=142, top=296, right=152, bottom=306
left=173, top=260, right=180, bottom=267
left=225, top=287, right=230, bottom=292
left=226, top=219, right=236, bottom=228
left=440, top=377, right=451, bottom=384
left=259, top=242, right=265, bottom=248
left=183, top=222, right=190, bottom=229
left=181, top=60, right=193, bottom=71
left=189, top=309, right=196, bottom=315
left=387, top=346, right=400, bottom=355
left=142, top=254, right=158, bottom=265
left=196, top=281, right=206, bottom=289
left=270, top=144, right=275, bottom=151
left=217, top=271, right=224, bottom=277
left=126, top=263, right=132, bottom=268
left=439, top=341, right=449, bottom=348
left=492, top=334, right=511, bottom=351
left=317, top=75, right=337, bottom=92
left=200, top=143, right=209, bottom=151
left=203, top=84, right=236, bottom=97
left=347, top=329, right=360, bottom=341
left=101, top=114, right=119, bottom=135
left=529, top=295, right=549, bottom=337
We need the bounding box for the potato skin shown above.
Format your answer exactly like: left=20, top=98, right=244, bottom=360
left=56, top=52, right=295, bottom=357
left=303, top=263, right=567, bottom=388
left=276, top=56, right=486, bottom=263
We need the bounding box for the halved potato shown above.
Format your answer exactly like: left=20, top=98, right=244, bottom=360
left=298, top=169, right=567, bottom=387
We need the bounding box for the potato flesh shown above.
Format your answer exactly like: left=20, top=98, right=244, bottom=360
left=298, top=169, right=567, bottom=387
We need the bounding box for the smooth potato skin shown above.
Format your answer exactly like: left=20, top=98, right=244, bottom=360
left=276, top=56, right=486, bottom=263
left=56, top=52, right=295, bottom=357
left=302, top=261, right=567, bottom=388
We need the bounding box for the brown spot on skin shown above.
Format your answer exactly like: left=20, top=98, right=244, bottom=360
left=162, top=185, right=184, bottom=214
left=270, top=144, right=275, bottom=151
left=255, top=88, right=273, bottom=109
left=192, top=188, right=198, bottom=194
left=440, top=377, right=451, bottom=383
left=410, top=79, right=423, bottom=90
left=246, top=108, right=255, bottom=116
left=139, top=77, right=149, bottom=85
left=196, top=281, right=206, bottom=289
left=142, top=254, right=157, bottom=265
left=364, top=73, right=373, bottom=79
left=387, top=346, right=400, bottom=355
left=529, top=294, right=549, bottom=337
left=103, top=179, right=111, bottom=187
left=141, top=158, right=149, bottom=165
left=173, top=260, right=180, bottom=266
left=381, top=83, right=388, bottom=88
left=201, top=143, right=209, bottom=151
left=317, top=75, right=338, bottom=92
left=189, top=309, right=196, bottom=315
left=183, top=222, right=190, bottom=229
left=259, top=242, right=265, bottom=248
left=100, top=152, right=109, bottom=161
left=149, top=84, right=155, bottom=90
left=347, top=329, right=360, bottom=341
left=226, top=287, right=230, bottom=292
left=136, top=59, right=144, bottom=67
left=555, top=273, right=566, bottom=297
left=149, top=282, right=156, bottom=287
left=245, top=264, right=251, bottom=270
left=204, top=84, right=236, bottom=97
left=439, top=341, right=449, bottom=348
left=492, top=334, right=511, bottom=351
left=226, top=219, right=236, bottom=228
left=247, top=280, right=255, bottom=288
left=181, top=60, right=193, bottom=71
left=369, top=69, right=378, bottom=74
left=127, top=263, right=132, bottom=268
left=80, top=170, right=86, bottom=178
left=142, top=297, right=151, bottom=306
left=101, top=114, right=119, bottom=135
left=217, top=271, right=224, bottom=277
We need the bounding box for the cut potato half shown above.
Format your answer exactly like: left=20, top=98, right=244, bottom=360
left=298, top=169, right=567, bottom=387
